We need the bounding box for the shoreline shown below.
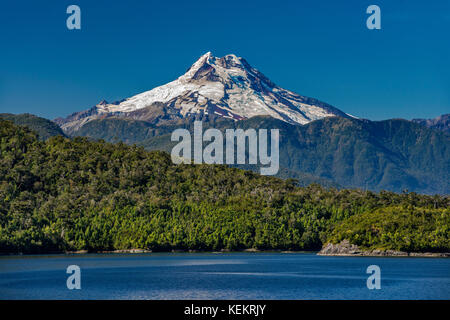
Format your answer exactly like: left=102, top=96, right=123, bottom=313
left=317, top=252, right=450, bottom=258
left=1, top=247, right=449, bottom=257
left=0, top=248, right=317, bottom=256
left=318, top=240, right=450, bottom=258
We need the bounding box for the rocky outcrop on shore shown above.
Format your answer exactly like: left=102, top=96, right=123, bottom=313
left=318, top=240, right=449, bottom=257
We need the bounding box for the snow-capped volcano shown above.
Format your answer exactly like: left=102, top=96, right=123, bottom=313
left=56, top=52, right=349, bottom=132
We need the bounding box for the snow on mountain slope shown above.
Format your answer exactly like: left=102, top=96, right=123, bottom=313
left=55, top=52, right=350, bottom=132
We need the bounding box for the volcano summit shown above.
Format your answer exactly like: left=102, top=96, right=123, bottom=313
left=56, top=52, right=350, bottom=133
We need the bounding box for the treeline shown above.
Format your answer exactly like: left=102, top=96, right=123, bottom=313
left=0, top=120, right=448, bottom=254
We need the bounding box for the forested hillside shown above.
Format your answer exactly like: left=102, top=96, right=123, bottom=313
left=0, top=113, right=66, bottom=140
left=71, top=115, right=450, bottom=194
left=0, top=120, right=448, bottom=254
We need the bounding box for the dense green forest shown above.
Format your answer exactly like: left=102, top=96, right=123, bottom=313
left=0, top=119, right=448, bottom=254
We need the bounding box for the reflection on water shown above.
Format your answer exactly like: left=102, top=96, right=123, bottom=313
left=0, top=253, right=449, bottom=299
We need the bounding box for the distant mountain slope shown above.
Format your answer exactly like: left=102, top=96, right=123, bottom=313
left=0, top=113, right=66, bottom=140
left=70, top=116, right=339, bottom=187
left=68, top=115, right=450, bottom=194
left=412, top=114, right=449, bottom=134
left=55, top=52, right=350, bottom=134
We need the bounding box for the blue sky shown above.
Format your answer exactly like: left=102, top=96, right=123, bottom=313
left=0, top=0, right=448, bottom=120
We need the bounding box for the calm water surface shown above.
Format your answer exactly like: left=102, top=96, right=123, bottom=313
left=0, top=253, right=449, bottom=299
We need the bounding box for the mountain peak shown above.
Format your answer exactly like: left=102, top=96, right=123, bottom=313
left=56, top=52, right=350, bottom=132
left=202, top=51, right=213, bottom=59
left=182, top=52, right=247, bottom=82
